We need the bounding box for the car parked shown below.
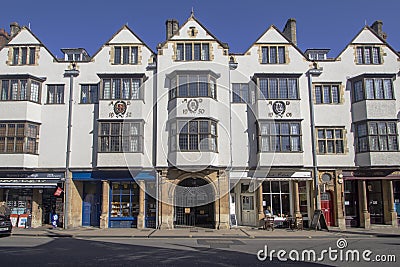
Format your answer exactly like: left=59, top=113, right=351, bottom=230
left=0, top=214, right=12, bottom=235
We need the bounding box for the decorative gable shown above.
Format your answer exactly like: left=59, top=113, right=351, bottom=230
left=255, top=26, right=290, bottom=44
left=352, top=28, right=384, bottom=44
left=170, top=19, right=213, bottom=40
left=8, top=28, right=41, bottom=45
left=108, top=27, right=143, bottom=44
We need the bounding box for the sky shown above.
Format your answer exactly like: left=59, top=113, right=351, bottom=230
left=0, top=0, right=399, bottom=59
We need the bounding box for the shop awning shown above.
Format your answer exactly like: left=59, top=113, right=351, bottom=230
left=72, top=170, right=155, bottom=181
left=236, top=170, right=312, bottom=180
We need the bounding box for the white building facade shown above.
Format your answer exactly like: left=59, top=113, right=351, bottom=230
left=0, top=16, right=399, bottom=229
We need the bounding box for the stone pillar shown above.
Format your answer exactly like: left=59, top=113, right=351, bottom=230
left=100, top=180, right=109, bottom=229
left=258, top=181, right=264, bottom=222
left=137, top=180, right=145, bottom=229
left=358, top=180, right=370, bottom=229
left=293, top=181, right=301, bottom=216
left=215, top=170, right=230, bottom=229
left=383, top=180, right=397, bottom=227
left=335, top=178, right=346, bottom=230
left=159, top=170, right=174, bottom=229
left=69, top=180, right=83, bottom=228
left=31, top=189, right=42, bottom=228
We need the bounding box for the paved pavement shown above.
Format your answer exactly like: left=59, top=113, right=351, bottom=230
left=9, top=224, right=400, bottom=239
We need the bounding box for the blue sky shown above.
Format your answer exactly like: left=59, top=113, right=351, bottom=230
left=0, top=0, right=399, bottom=58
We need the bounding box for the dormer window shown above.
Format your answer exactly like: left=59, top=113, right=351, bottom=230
left=356, top=46, right=381, bottom=64
left=11, top=46, right=36, bottom=65
left=113, top=46, right=139, bottom=65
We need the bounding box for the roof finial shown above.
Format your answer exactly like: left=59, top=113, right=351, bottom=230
left=191, top=7, right=194, bottom=17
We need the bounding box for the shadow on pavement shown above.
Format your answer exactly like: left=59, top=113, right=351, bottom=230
left=0, top=237, right=330, bottom=266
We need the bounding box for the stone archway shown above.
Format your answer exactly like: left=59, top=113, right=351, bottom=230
left=174, top=178, right=215, bottom=228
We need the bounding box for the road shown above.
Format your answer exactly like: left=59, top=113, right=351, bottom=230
left=0, top=235, right=398, bottom=266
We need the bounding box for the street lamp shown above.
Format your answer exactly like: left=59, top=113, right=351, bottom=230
left=63, top=63, right=79, bottom=229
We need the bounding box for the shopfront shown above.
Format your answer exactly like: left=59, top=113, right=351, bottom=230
left=72, top=170, right=155, bottom=229
left=343, top=170, right=399, bottom=228
left=0, top=172, right=65, bottom=228
left=233, top=170, right=312, bottom=227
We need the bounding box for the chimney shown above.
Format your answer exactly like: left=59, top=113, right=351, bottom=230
left=166, top=19, right=179, bottom=40
left=371, top=20, right=387, bottom=40
left=0, top=28, right=10, bottom=49
left=282, top=18, right=297, bottom=45
left=10, top=22, right=20, bottom=37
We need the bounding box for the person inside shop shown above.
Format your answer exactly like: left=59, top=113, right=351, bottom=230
left=0, top=201, right=11, bottom=218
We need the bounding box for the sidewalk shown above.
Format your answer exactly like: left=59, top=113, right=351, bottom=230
left=9, top=225, right=400, bottom=239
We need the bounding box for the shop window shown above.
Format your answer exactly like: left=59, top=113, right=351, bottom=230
left=262, top=181, right=290, bottom=217
left=110, top=182, right=139, bottom=218
left=393, top=181, right=400, bottom=218
left=298, top=181, right=308, bottom=218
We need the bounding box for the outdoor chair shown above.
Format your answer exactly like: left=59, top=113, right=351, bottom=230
left=263, top=216, right=274, bottom=231
left=294, top=214, right=303, bottom=230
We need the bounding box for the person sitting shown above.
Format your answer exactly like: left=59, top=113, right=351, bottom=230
left=264, top=206, right=272, bottom=217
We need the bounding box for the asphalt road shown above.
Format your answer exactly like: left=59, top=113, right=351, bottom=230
left=0, top=235, right=398, bottom=266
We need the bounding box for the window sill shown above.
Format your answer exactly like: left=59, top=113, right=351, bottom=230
left=0, top=100, right=41, bottom=104
left=0, top=153, right=39, bottom=155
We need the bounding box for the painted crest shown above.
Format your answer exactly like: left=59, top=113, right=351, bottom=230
left=272, top=101, right=286, bottom=116
left=114, top=101, right=127, bottom=117
left=187, top=99, right=199, bottom=113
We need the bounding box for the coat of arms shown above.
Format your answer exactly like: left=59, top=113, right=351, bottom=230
left=114, top=101, right=127, bottom=117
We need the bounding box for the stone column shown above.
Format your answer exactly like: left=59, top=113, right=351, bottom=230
left=100, top=180, right=109, bottom=229
left=69, top=181, right=83, bottom=228
left=383, top=180, right=397, bottom=227
left=358, top=180, right=370, bottom=229
left=258, top=181, right=264, bottom=222
left=335, top=178, right=346, bottom=230
left=137, top=180, right=145, bottom=229
left=293, top=180, right=301, bottom=216
left=159, top=170, right=174, bottom=229
left=216, top=170, right=230, bottom=229
left=31, top=189, right=42, bottom=228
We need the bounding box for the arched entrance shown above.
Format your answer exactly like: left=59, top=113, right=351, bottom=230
left=174, top=178, right=215, bottom=228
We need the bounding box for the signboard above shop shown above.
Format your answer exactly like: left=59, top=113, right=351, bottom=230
left=0, top=172, right=64, bottom=188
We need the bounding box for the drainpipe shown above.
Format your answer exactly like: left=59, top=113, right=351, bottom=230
left=64, top=63, right=80, bottom=229
left=228, top=58, right=238, bottom=228
left=307, top=64, right=322, bottom=211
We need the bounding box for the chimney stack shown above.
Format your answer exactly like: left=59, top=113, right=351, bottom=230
left=166, top=19, right=179, bottom=40
left=0, top=28, right=10, bottom=49
left=371, top=20, right=387, bottom=40
left=10, top=22, right=20, bottom=37
left=282, top=18, right=297, bottom=45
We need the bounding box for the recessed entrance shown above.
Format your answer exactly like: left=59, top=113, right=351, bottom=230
left=174, top=178, right=215, bottom=228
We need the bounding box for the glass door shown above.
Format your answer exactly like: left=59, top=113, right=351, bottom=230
left=367, top=180, right=383, bottom=224
left=344, top=180, right=359, bottom=227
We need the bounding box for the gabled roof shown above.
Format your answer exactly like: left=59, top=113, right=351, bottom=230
left=336, top=25, right=400, bottom=59
left=238, top=24, right=307, bottom=60
left=6, top=26, right=60, bottom=62
left=159, top=13, right=229, bottom=49
left=91, top=24, right=155, bottom=59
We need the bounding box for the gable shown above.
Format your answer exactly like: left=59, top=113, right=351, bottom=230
left=170, top=19, right=214, bottom=40
left=108, top=28, right=143, bottom=44
left=8, top=28, right=41, bottom=45
left=352, top=28, right=384, bottom=44
left=256, top=27, right=290, bottom=44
